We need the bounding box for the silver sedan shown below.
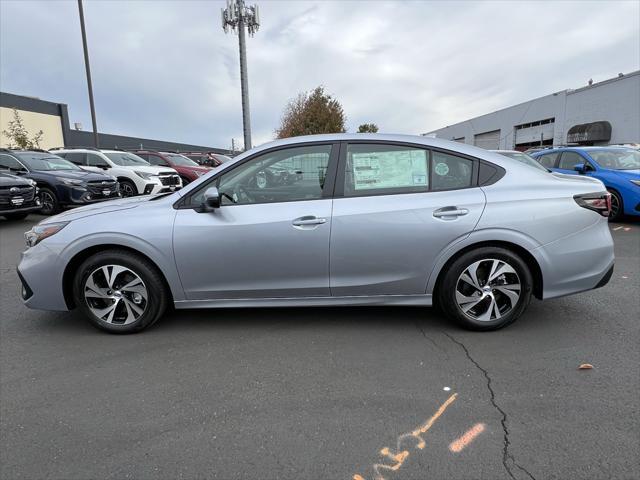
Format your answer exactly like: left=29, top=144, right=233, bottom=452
left=18, top=134, right=614, bottom=333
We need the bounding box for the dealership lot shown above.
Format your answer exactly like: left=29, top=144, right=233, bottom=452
left=1, top=216, right=638, bottom=479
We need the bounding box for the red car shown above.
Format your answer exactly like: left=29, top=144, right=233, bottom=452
left=131, top=150, right=212, bottom=185
left=182, top=151, right=232, bottom=167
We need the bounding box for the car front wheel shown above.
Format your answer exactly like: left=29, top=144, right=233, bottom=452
left=119, top=179, right=137, bottom=197
left=607, top=189, right=623, bottom=222
left=73, top=250, right=168, bottom=333
left=437, top=247, right=533, bottom=331
left=39, top=188, right=60, bottom=215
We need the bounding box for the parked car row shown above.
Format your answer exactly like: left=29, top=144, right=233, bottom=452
left=0, top=147, right=218, bottom=218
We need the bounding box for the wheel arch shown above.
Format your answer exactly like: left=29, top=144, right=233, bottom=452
left=431, top=240, right=543, bottom=301
left=62, top=244, right=174, bottom=309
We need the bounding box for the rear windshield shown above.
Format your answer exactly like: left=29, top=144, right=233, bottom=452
left=104, top=152, right=150, bottom=166
left=164, top=154, right=199, bottom=167
left=498, top=152, right=548, bottom=172
left=588, top=150, right=640, bottom=170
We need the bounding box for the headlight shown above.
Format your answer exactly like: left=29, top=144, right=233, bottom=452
left=24, top=222, right=69, bottom=248
left=134, top=171, right=154, bottom=180
left=631, top=180, right=640, bottom=187
left=28, top=179, right=37, bottom=187
left=57, top=177, right=84, bottom=186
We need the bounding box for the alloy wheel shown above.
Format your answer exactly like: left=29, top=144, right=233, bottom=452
left=84, top=265, right=148, bottom=325
left=455, top=258, right=521, bottom=322
left=610, top=192, right=620, bottom=219
left=39, top=191, right=55, bottom=214
left=120, top=182, right=135, bottom=197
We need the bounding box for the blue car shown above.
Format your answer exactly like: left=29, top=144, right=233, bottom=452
left=531, top=147, right=640, bottom=220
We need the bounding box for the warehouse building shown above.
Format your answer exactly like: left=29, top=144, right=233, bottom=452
left=0, top=91, right=229, bottom=154
left=423, top=70, right=640, bottom=150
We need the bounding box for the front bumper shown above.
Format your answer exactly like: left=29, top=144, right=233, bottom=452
left=0, top=199, right=42, bottom=215
left=18, top=243, right=69, bottom=311
left=58, top=183, right=121, bottom=206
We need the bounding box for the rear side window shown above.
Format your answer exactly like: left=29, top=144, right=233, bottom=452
left=64, top=152, right=87, bottom=165
left=558, top=151, right=585, bottom=170
left=537, top=152, right=558, bottom=168
left=431, top=151, right=473, bottom=191
left=344, top=144, right=429, bottom=196
left=86, top=153, right=109, bottom=167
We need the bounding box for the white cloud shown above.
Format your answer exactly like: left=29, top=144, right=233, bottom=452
left=1, top=0, right=638, bottom=149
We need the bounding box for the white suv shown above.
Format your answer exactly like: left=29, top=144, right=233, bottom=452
left=52, top=148, right=182, bottom=196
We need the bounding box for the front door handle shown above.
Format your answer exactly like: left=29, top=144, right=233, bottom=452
left=433, top=207, right=469, bottom=218
left=292, top=216, right=327, bottom=227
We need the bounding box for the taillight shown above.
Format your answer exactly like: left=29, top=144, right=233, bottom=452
left=574, top=192, right=611, bottom=217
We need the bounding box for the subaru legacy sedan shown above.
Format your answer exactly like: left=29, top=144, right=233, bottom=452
left=18, top=134, right=614, bottom=333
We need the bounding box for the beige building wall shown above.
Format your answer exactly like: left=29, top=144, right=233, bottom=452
left=0, top=107, right=64, bottom=150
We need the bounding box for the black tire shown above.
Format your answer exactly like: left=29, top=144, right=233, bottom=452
left=437, top=247, right=533, bottom=331
left=72, top=250, right=168, bottom=334
left=3, top=212, right=29, bottom=220
left=39, top=188, right=60, bottom=215
left=607, top=189, right=623, bottom=222
left=119, top=179, right=137, bottom=197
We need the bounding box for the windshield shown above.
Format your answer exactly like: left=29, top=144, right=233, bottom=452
left=15, top=152, right=80, bottom=171
left=165, top=154, right=199, bottom=167
left=104, top=152, right=150, bottom=166
left=588, top=150, right=640, bottom=170
left=499, top=151, right=549, bottom=172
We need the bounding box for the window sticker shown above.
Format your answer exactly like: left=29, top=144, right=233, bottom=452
left=434, top=162, right=449, bottom=176
left=352, top=150, right=427, bottom=190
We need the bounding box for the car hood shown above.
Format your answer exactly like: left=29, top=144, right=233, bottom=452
left=0, top=172, right=32, bottom=186
left=35, top=169, right=115, bottom=181
left=120, top=165, right=177, bottom=175
left=40, top=195, right=154, bottom=224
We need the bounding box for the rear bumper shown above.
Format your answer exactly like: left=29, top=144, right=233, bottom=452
left=534, top=217, right=615, bottom=299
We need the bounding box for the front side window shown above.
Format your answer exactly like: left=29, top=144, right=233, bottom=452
left=430, top=151, right=473, bottom=190
left=0, top=153, right=26, bottom=171
left=558, top=151, right=585, bottom=170
left=537, top=152, right=558, bottom=168
left=165, top=154, right=198, bottom=167
left=193, top=144, right=332, bottom=206
left=344, top=144, right=429, bottom=196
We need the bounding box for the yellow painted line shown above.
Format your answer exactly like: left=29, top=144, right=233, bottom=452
left=449, top=423, right=486, bottom=453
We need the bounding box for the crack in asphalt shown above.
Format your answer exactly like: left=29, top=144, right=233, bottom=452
left=443, top=332, right=536, bottom=480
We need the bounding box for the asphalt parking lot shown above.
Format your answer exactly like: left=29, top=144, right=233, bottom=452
left=1, top=215, right=638, bottom=480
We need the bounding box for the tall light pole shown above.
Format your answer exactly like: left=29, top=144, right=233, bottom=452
left=77, top=0, right=99, bottom=148
left=222, top=0, right=259, bottom=150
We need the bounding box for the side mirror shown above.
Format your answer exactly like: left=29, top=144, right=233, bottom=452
left=574, top=164, right=586, bottom=174
left=200, top=186, right=220, bottom=211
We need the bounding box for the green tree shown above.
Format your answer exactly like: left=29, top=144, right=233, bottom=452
left=357, top=123, right=379, bottom=133
left=275, top=86, right=346, bottom=139
left=1, top=108, right=44, bottom=149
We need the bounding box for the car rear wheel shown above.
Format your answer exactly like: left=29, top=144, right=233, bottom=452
left=119, top=179, right=137, bottom=197
left=73, top=250, right=168, bottom=334
left=437, top=247, right=533, bottom=331
left=607, top=189, right=623, bottom=221
left=39, top=188, right=59, bottom=215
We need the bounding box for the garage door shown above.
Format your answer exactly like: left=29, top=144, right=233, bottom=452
left=473, top=130, right=501, bottom=149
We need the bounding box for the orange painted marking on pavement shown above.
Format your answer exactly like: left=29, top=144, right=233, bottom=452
left=449, top=423, right=486, bottom=453
left=354, top=393, right=458, bottom=480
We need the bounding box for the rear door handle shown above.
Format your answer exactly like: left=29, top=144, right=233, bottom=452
left=433, top=207, right=469, bottom=218
left=292, top=216, right=327, bottom=227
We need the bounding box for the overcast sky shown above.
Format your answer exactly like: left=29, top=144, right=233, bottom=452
left=1, top=0, right=638, bottom=149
